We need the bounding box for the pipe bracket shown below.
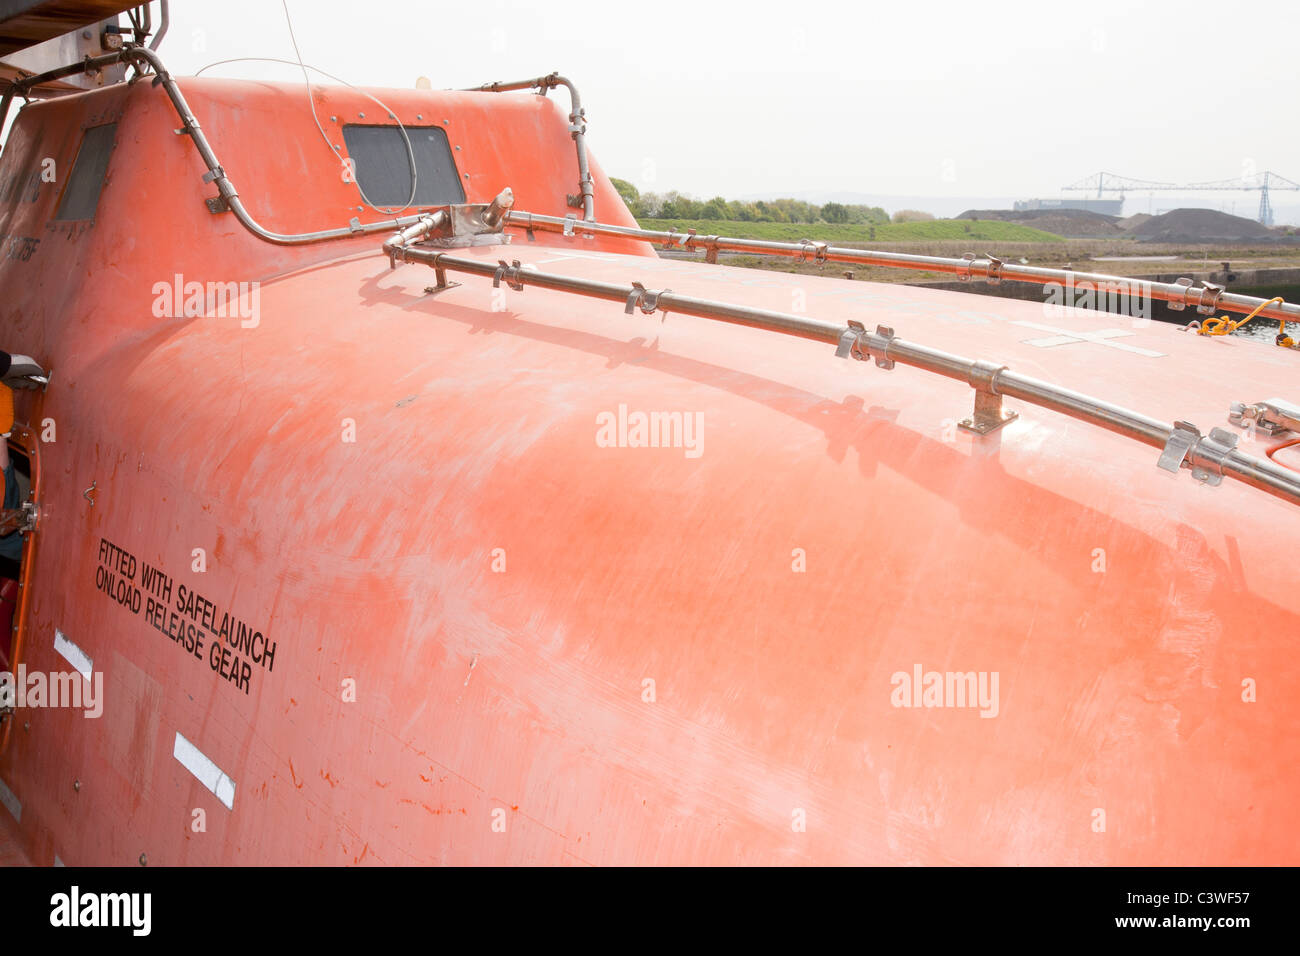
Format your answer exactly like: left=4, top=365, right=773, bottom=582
left=1197, top=281, right=1226, bottom=315
left=625, top=282, right=671, bottom=316
left=493, top=259, right=525, bottom=292
left=796, top=240, right=829, bottom=264
left=835, top=320, right=870, bottom=361
left=959, top=361, right=1017, bottom=435
left=958, top=253, right=976, bottom=282
left=1168, top=277, right=1195, bottom=311
left=1158, top=422, right=1238, bottom=485
left=868, top=325, right=897, bottom=370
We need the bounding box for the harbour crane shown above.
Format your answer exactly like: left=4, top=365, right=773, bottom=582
left=1062, top=171, right=1300, bottom=225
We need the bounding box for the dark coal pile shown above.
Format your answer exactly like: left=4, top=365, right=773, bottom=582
left=1131, top=208, right=1277, bottom=243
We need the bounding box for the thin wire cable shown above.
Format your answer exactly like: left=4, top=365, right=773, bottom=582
left=279, top=0, right=415, bottom=212
left=190, top=1, right=419, bottom=214
left=194, top=55, right=420, bottom=213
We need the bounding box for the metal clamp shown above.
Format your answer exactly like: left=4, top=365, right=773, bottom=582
left=835, top=322, right=895, bottom=367
left=957, top=253, right=977, bottom=282
left=625, top=282, right=671, bottom=316
left=835, top=320, right=870, bottom=361
left=1167, top=277, right=1195, bottom=312
left=959, top=360, right=1017, bottom=435
left=984, top=254, right=1004, bottom=285
left=1158, top=421, right=1201, bottom=472
left=493, top=259, right=525, bottom=292
left=562, top=215, right=577, bottom=238
left=1157, top=421, right=1239, bottom=485
left=1196, top=281, right=1225, bottom=315
left=661, top=228, right=694, bottom=251
left=869, top=325, right=897, bottom=369
left=699, top=236, right=721, bottom=264
left=796, top=240, right=828, bottom=264
left=1189, top=427, right=1239, bottom=485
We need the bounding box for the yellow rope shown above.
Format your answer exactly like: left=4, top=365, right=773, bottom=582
left=1196, top=296, right=1294, bottom=345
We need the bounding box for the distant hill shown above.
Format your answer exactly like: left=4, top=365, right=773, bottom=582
left=1131, top=208, right=1278, bottom=242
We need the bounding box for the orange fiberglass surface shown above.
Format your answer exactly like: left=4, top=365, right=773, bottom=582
left=0, top=66, right=1297, bottom=867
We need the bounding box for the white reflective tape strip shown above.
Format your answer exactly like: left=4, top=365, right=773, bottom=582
left=53, top=629, right=93, bottom=682
left=172, top=732, right=236, bottom=810
left=0, top=775, right=20, bottom=823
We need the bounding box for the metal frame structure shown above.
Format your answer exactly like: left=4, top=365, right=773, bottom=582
left=5, top=44, right=1300, bottom=509
left=2, top=45, right=464, bottom=243
left=502, top=211, right=1300, bottom=328
left=462, top=73, right=595, bottom=222
left=1063, top=169, right=1300, bottom=226
left=3, top=43, right=1296, bottom=326
left=381, top=239, right=1300, bottom=510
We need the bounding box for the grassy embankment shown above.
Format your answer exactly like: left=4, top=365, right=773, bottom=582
left=637, top=218, right=1064, bottom=244
left=638, top=218, right=1300, bottom=283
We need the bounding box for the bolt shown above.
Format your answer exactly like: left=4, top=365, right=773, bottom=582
left=139, top=853, right=147, bottom=866
left=358, top=112, right=365, bottom=119
left=73, top=779, right=80, bottom=792
left=23, top=721, right=29, bottom=732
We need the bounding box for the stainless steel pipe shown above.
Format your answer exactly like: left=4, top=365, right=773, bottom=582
left=464, top=74, right=595, bottom=222
left=385, top=244, right=1300, bottom=509
left=504, top=211, right=1300, bottom=326
left=3, top=47, right=435, bottom=244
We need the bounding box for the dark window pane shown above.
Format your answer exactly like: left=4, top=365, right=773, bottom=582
left=54, top=123, right=116, bottom=221
left=341, top=124, right=465, bottom=207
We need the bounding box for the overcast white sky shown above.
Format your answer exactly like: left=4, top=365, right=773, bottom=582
left=146, top=0, right=1300, bottom=210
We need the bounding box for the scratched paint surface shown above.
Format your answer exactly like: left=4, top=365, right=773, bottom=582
left=0, top=77, right=1295, bottom=865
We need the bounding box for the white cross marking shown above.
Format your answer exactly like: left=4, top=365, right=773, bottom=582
left=1012, top=321, right=1165, bottom=357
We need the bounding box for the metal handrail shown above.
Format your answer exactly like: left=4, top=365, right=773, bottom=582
left=503, top=210, right=1300, bottom=327
left=1, top=46, right=434, bottom=244
left=382, top=242, right=1300, bottom=509
left=463, top=73, right=594, bottom=222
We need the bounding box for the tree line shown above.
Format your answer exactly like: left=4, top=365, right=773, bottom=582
left=611, top=178, right=892, bottom=224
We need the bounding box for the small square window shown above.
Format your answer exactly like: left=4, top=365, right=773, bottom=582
left=341, top=124, right=465, bottom=207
